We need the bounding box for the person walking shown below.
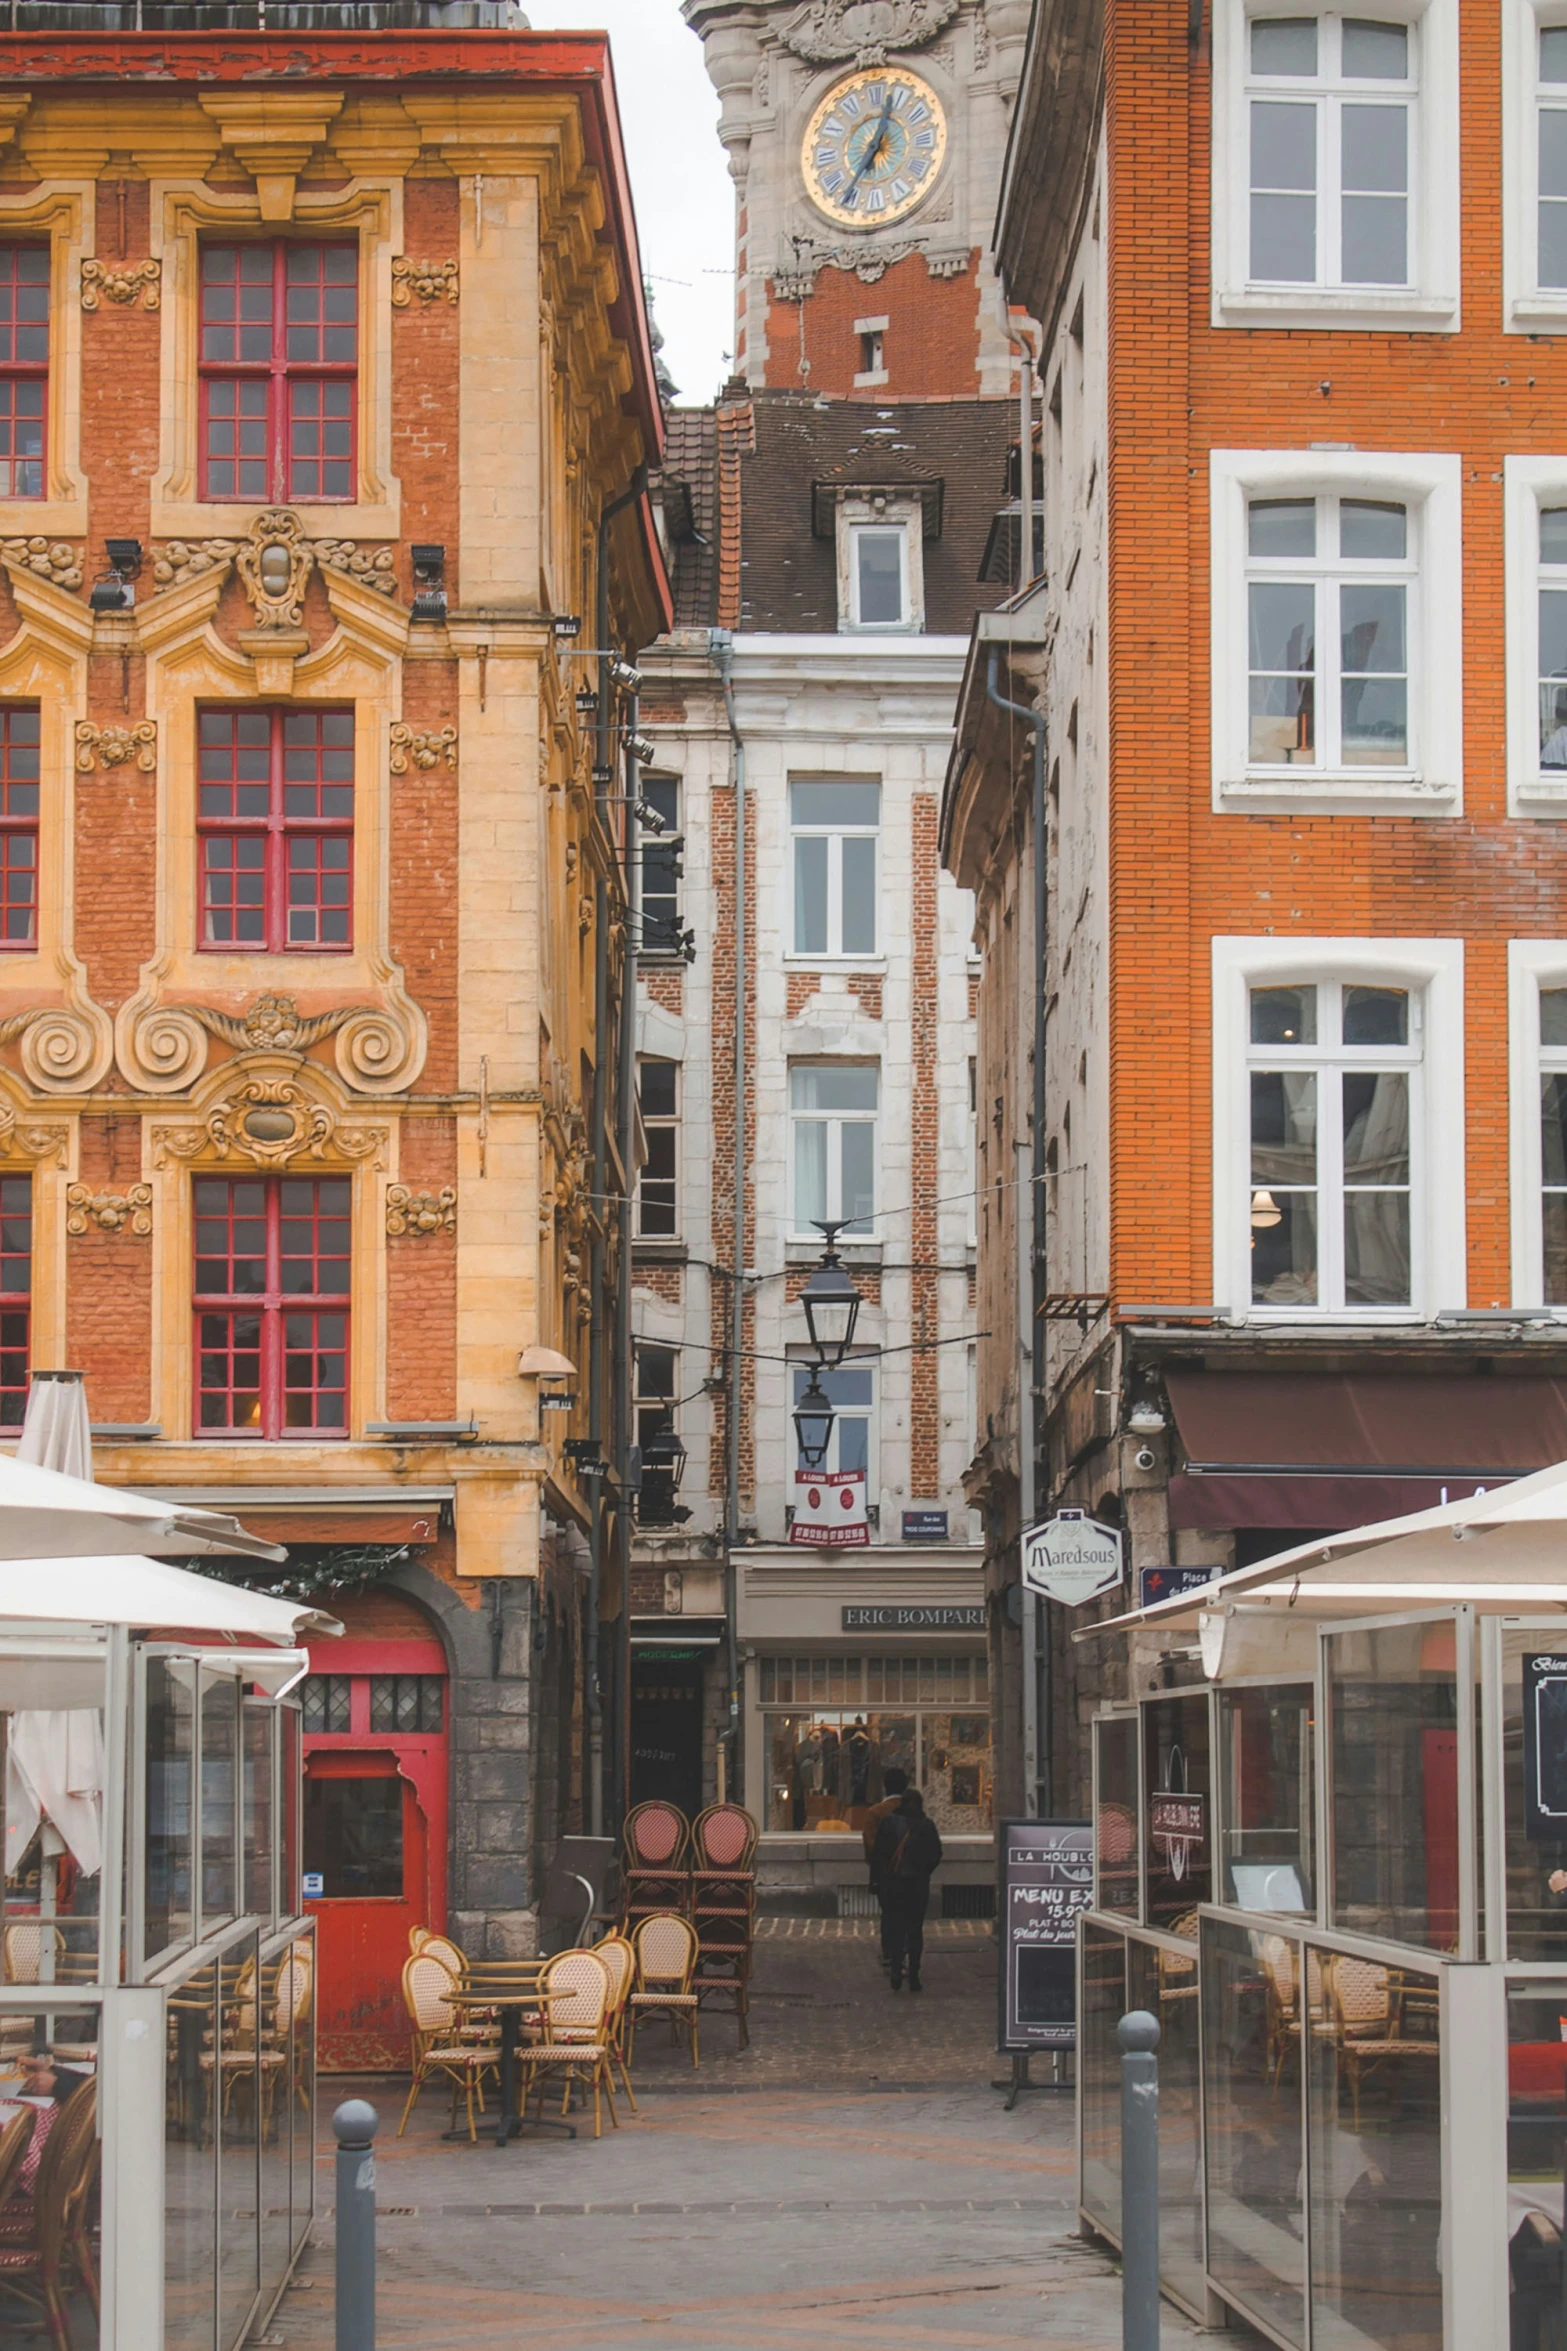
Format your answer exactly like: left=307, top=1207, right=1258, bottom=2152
left=862, top=1764, right=909, bottom=1970
left=870, top=1788, right=943, bottom=1992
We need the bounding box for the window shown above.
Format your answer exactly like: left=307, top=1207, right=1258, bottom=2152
left=790, top=1359, right=875, bottom=1479
left=198, top=708, right=353, bottom=952
left=1542, top=25, right=1567, bottom=283
left=195, top=1176, right=350, bottom=1438
left=759, top=1655, right=990, bottom=1835
left=640, top=775, right=682, bottom=956
left=199, top=241, right=357, bottom=503
left=1248, top=980, right=1417, bottom=1311
left=0, top=247, right=46, bottom=499
left=637, top=1059, right=679, bottom=1239
left=0, top=706, right=39, bottom=948
left=1504, top=461, right=1567, bottom=810
left=300, top=1674, right=351, bottom=1734
left=791, top=1064, right=877, bottom=1235
left=0, top=1175, right=28, bottom=1425
left=1212, top=5, right=1458, bottom=330
left=1211, top=450, right=1462, bottom=811
left=369, top=1676, right=443, bottom=1734
left=790, top=780, right=879, bottom=958
left=1507, top=3, right=1567, bottom=323
left=850, top=525, right=907, bottom=628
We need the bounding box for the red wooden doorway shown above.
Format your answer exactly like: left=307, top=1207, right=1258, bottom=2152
left=301, top=1615, right=449, bottom=2073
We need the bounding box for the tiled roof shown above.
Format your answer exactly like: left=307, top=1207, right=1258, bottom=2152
left=656, top=405, right=721, bottom=630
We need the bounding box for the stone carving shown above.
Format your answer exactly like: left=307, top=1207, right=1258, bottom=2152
left=776, top=239, right=923, bottom=295
left=118, top=982, right=426, bottom=1098
left=80, top=258, right=160, bottom=312
left=75, top=720, right=156, bottom=773
left=151, top=539, right=239, bottom=591
left=0, top=1102, right=67, bottom=1164
left=66, top=1182, right=152, bottom=1237
left=0, top=540, right=83, bottom=593
left=235, top=509, right=313, bottom=631
left=175, top=992, right=349, bottom=1056
left=779, top=0, right=960, bottom=63
left=0, top=1005, right=112, bottom=1094
left=155, top=1070, right=386, bottom=1171
left=334, top=1004, right=420, bottom=1093
left=312, top=539, right=397, bottom=597
left=385, top=1184, right=456, bottom=1238
left=152, top=527, right=397, bottom=605
left=389, top=723, right=457, bottom=774
left=391, top=257, right=459, bottom=307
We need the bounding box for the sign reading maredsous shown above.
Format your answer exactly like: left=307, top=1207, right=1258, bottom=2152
left=1021, top=1510, right=1123, bottom=1606
left=997, top=1819, right=1093, bottom=2053
left=789, top=1467, right=869, bottom=1548
left=842, top=1605, right=985, bottom=1630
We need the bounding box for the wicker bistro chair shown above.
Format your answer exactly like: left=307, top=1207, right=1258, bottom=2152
left=0, top=2078, right=99, bottom=2345
left=1325, top=1955, right=1439, bottom=2131
left=396, top=1953, right=500, bottom=2143
left=627, top=1913, right=701, bottom=2071
left=406, top=1935, right=499, bottom=2048
left=586, top=1933, right=638, bottom=2114
left=621, top=1803, right=691, bottom=1926
left=689, top=1805, right=758, bottom=2049
left=515, top=1949, right=618, bottom=2140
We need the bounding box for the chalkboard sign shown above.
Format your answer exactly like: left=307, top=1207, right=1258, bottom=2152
left=1524, top=1653, right=1567, bottom=1839
left=997, top=1818, right=1093, bottom=2054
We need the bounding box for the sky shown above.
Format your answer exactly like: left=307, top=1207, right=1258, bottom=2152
left=529, top=0, right=737, bottom=403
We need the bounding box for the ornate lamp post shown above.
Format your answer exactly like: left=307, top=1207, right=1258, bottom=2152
left=799, top=1220, right=863, bottom=1370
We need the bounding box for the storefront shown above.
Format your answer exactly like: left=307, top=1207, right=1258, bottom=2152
left=738, top=1547, right=994, bottom=1901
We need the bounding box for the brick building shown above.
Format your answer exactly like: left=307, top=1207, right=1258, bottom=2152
left=624, top=0, right=1025, bottom=1900
left=945, top=0, right=1567, bottom=1823
left=0, top=2, right=669, bottom=2061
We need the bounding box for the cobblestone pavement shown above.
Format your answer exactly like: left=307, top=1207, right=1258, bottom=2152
left=263, top=1924, right=1257, bottom=2350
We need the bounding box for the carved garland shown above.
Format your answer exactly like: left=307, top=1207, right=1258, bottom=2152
left=391, top=257, right=459, bottom=307
left=75, top=721, right=156, bottom=773
left=66, top=1183, right=152, bottom=1237
left=386, top=1184, right=456, bottom=1238
left=0, top=540, right=83, bottom=593
left=389, top=724, right=457, bottom=774
left=150, top=519, right=397, bottom=603
left=778, top=0, right=961, bottom=62
left=80, top=258, right=161, bottom=312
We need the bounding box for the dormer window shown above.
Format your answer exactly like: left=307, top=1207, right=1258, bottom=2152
left=836, top=491, right=925, bottom=632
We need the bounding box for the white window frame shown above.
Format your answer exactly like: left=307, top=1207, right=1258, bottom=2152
left=836, top=494, right=925, bottom=632
left=788, top=778, right=881, bottom=961
left=1503, top=0, right=1567, bottom=330
left=788, top=1061, right=879, bottom=1238
left=788, top=1352, right=879, bottom=1488
left=1210, top=448, right=1462, bottom=813
left=1507, top=941, right=1567, bottom=1306
left=1211, top=0, right=1460, bottom=332
left=635, top=1055, right=680, bottom=1242
left=1502, top=456, right=1567, bottom=813
left=1212, top=935, right=1466, bottom=1323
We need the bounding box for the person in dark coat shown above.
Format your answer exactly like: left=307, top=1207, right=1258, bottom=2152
left=862, top=1764, right=909, bottom=1970
left=870, top=1788, right=943, bottom=1991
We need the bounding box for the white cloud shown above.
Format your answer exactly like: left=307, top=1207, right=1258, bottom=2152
left=529, top=0, right=735, bottom=404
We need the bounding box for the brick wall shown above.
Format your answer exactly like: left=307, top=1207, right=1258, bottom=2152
left=386, top=1116, right=457, bottom=1422
left=63, top=1113, right=151, bottom=1420
left=763, top=252, right=984, bottom=399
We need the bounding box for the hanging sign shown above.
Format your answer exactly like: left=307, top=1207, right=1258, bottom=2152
left=1021, top=1509, right=1123, bottom=1605
left=997, top=1818, right=1093, bottom=2053
left=1524, top=1653, right=1567, bottom=1838
left=789, top=1467, right=869, bottom=1549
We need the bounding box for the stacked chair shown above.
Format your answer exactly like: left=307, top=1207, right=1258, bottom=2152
left=689, top=1804, right=758, bottom=2048
left=620, top=1802, right=691, bottom=1927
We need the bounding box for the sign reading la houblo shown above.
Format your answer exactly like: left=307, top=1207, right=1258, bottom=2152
left=1021, top=1509, right=1123, bottom=1606
left=997, top=1819, right=1093, bottom=2053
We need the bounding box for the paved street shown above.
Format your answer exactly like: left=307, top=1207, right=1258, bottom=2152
left=266, top=1924, right=1256, bottom=2350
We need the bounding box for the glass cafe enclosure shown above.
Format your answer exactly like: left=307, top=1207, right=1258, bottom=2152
left=1077, top=1592, right=1567, bottom=2351
left=0, top=1623, right=312, bottom=2349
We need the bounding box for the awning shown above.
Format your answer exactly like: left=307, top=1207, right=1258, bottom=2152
left=1165, top=1370, right=1567, bottom=1531
left=130, top=1486, right=450, bottom=1546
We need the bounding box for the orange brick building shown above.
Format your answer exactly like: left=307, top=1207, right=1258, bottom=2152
left=946, top=0, right=1567, bottom=1820
left=0, top=7, right=669, bottom=2056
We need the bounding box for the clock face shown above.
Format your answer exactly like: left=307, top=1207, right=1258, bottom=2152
left=801, top=66, right=948, bottom=231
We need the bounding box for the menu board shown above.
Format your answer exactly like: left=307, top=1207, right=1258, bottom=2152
left=997, top=1818, right=1093, bottom=2053
left=1524, top=1653, right=1567, bottom=1838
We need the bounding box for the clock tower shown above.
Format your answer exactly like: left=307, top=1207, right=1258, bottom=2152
left=683, top=0, right=1031, bottom=397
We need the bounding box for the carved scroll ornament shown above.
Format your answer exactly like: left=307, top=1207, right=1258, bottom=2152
left=389, top=724, right=457, bottom=774
left=386, top=1184, right=456, bottom=1238
left=75, top=721, right=156, bottom=773
left=779, top=0, right=960, bottom=62
left=154, top=1071, right=387, bottom=1172
left=80, top=259, right=161, bottom=312
left=66, top=1183, right=152, bottom=1237
left=0, top=1005, right=113, bottom=1095
left=235, top=509, right=313, bottom=631
left=391, top=258, right=459, bottom=307
left=117, top=987, right=427, bottom=1099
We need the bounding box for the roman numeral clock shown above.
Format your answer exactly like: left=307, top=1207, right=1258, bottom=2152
left=801, top=66, right=949, bottom=227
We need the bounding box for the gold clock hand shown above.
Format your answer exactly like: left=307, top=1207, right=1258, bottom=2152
left=844, top=97, right=896, bottom=203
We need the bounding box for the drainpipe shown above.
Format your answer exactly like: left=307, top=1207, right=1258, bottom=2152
left=986, top=650, right=1050, bottom=1818
left=716, top=630, right=745, bottom=1804
left=614, top=694, right=641, bottom=1830
left=1014, top=316, right=1040, bottom=595
left=587, top=469, right=646, bottom=1837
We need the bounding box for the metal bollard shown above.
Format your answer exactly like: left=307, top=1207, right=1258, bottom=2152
left=333, top=2098, right=378, bottom=2351
left=1118, top=2011, right=1160, bottom=2351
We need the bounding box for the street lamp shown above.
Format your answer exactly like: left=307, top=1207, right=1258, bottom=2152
left=638, top=1423, right=690, bottom=1525
left=792, top=1372, right=836, bottom=1471
left=800, top=1221, right=863, bottom=1369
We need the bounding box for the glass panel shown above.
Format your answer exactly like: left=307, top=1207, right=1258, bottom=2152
left=1202, top=1917, right=1306, bottom=2346
left=1343, top=18, right=1408, bottom=78
left=1143, top=1694, right=1211, bottom=1931
left=1545, top=26, right=1567, bottom=81
left=289, top=1928, right=315, bottom=2258
left=1344, top=1188, right=1411, bottom=1306
left=1078, top=1920, right=1126, bottom=2240
left=1501, top=1635, right=1567, bottom=1959
left=1541, top=117, right=1567, bottom=286
left=279, top=1705, right=301, bottom=1917
left=1094, top=1715, right=1140, bottom=1914
left=1308, top=1948, right=1441, bottom=2351
left=793, top=832, right=828, bottom=955
left=219, top=1932, right=261, bottom=2348
left=839, top=1117, right=875, bottom=1230
left=1507, top=1979, right=1567, bottom=2327
left=1126, top=1934, right=1205, bottom=2313
left=1219, top=1685, right=1315, bottom=1912
left=794, top=1114, right=827, bottom=1232
left=855, top=529, right=904, bottom=626
left=791, top=1064, right=880, bottom=1112
left=789, top=780, right=881, bottom=829
left=1251, top=984, right=1318, bottom=1045
left=1340, top=584, right=1407, bottom=763
left=1328, top=1619, right=1461, bottom=1951
left=1340, top=499, right=1406, bottom=561
left=1251, top=103, right=1317, bottom=282
left=1343, top=1072, right=1409, bottom=1182
left=146, top=1657, right=195, bottom=1961
left=1342, top=121, right=1407, bottom=285
left=1251, top=1071, right=1318, bottom=1307
left=1248, top=498, right=1316, bottom=558
left=1252, top=17, right=1317, bottom=74
left=763, top=1711, right=917, bottom=1832
left=259, top=1942, right=292, bottom=2314
left=201, top=1668, right=240, bottom=1930
left=1545, top=989, right=1567, bottom=1048
left=302, top=1773, right=404, bottom=1899
left=840, top=833, right=877, bottom=955
left=1343, top=984, right=1408, bottom=1045
left=244, top=1703, right=273, bottom=1923
left=1248, top=582, right=1316, bottom=762
left=166, top=1957, right=218, bottom=2351
left=920, top=1712, right=993, bottom=1833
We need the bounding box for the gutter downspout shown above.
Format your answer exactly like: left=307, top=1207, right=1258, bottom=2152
left=716, top=629, right=745, bottom=1804
left=614, top=692, right=641, bottom=1832
left=587, top=468, right=646, bottom=1837
left=986, top=650, right=1050, bottom=1818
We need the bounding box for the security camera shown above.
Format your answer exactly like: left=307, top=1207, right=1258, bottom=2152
left=1134, top=1444, right=1157, bottom=1473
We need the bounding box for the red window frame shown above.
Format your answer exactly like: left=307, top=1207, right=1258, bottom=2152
left=0, top=246, right=47, bottom=501
left=197, top=707, right=353, bottom=954
left=198, top=240, right=358, bottom=504
left=0, top=706, right=40, bottom=950
left=0, top=1174, right=29, bottom=1427
left=194, top=1176, right=351, bottom=1440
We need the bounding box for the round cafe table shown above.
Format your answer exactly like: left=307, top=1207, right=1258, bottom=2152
left=441, top=1964, right=573, bottom=2147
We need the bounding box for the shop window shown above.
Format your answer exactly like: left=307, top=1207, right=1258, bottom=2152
left=368, top=1675, right=443, bottom=1733
left=0, top=1173, right=28, bottom=1428
left=199, top=241, right=357, bottom=503
left=639, top=775, right=682, bottom=955
left=1144, top=1692, right=1212, bottom=1933
left=636, top=1059, right=679, bottom=1239
left=1325, top=1618, right=1461, bottom=1952
left=790, top=779, right=879, bottom=957
left=198, top=708, right=354, bottom=953
left=1217, top=1684, right=1315, bottom=1911
left=790, top=1064, right=877, bottom=1234
left=194, top=1175, right=351, bottom=1438
left=0, top=246, right=47, bottom=499
left=300, top=1674, right=351, bottom=1734
left=790, top=1358, right=875, bottom=1482
left=760, top=1657, right=991, bottom=1835
left=0, top=706, right=38, bottom=950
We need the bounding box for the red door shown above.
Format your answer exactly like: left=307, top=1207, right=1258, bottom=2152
left=301, top=1634, right=448, bottom=2073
